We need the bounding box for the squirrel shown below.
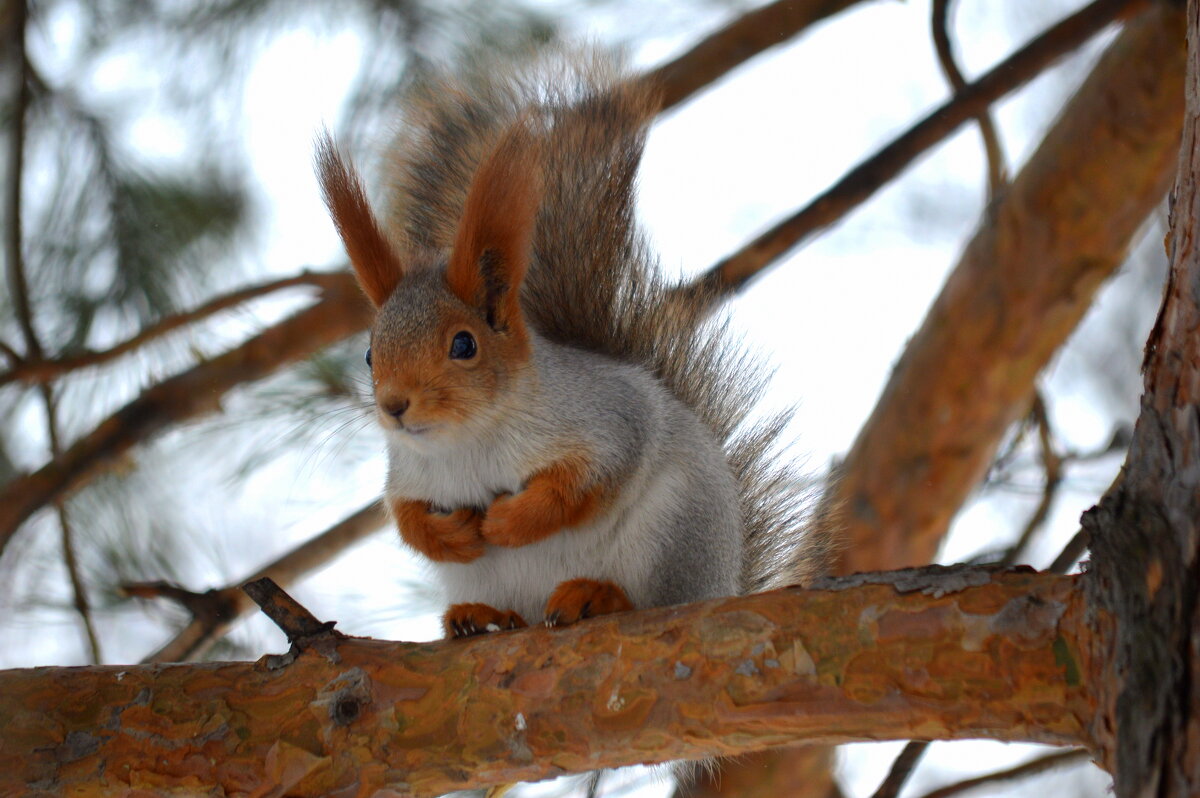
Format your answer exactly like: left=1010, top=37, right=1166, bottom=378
left=316, top=52, right=826, bottom=640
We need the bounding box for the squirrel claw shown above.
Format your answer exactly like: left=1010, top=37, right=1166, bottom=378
left=543, top=578, right=633, bottom=628
left=443, top=603, right=527, bottom=639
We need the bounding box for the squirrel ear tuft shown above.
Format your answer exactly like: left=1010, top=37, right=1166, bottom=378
left=316, top=131, right=404, bottom=307
left=446, top=123, right=542, bottom=332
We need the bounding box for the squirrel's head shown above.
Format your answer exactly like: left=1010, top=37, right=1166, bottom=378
left=316, top=126, right=541, bottom=445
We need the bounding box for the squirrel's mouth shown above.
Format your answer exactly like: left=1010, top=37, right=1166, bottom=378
left=398, top=422, right=436, bottom=436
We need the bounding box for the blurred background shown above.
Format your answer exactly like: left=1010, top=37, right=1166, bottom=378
left=0, top=0, right=1164, bottom=795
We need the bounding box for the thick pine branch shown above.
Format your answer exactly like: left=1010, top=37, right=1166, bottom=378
left=830, top=3, right=1184, bottom=573
left=0, top=569, right=1094, bottom=796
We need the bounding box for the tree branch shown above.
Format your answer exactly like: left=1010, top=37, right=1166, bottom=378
left=135, top=501, right=388, bottom=663
left=3, top=0, right=38, bottom=362
left=3, top=1, right=103, bottom=664
left=0, top=274, right=371, bottom=553
left=0, top=270, right=348, bottom=387
left=999, top=393, right=1064, bottom=567
left=678, top=0, right=1145, bottom=302
left=642, top=0, right=866, bottom=111
left=830, top=3, right=1184, bottom=573
left=1082, top=2, right=1200, bottom=790
left=914, top=749, right=1091, bottom=798
left=931, top=0, right=1007, bottom=199
left=0, top=568, right=1096, bottom=795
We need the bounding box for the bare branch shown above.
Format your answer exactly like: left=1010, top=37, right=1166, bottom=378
left=0, top=270, right=349, bottom=387
left=869, top=740, right=929, bottom=798
left=4, top=3, right=102, bottom=663
left=3, top=0, right=38, bottom=362
left=679, top=0, right=1146, bottom=301
left=242, top=577, right=340, bottom=643
left=0, top=569, right=1096, bottom=795
left=931, top=0, right=1007, bottom=198
left=914, top=749, right=1091, bottom=798
left=830, top=4, right=1184, bottom=573
left=0, top=274, right=372, bottom=553
left=642, top=0, right=866, bottom=111
left=999, top=393, right=1064, bottom=567
left=139, top=501, right=387, bottom=663
left=1049, top=529, right=1089, bottom=574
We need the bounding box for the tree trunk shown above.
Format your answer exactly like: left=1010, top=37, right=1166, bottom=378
left=1084, top=2, right=1200, bottom=794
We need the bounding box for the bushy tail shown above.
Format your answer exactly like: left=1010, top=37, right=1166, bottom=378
left=384, top=49, right=830, bottom=591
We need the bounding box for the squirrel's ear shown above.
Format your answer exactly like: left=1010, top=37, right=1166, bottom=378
left=316, top=131, right=404, bottom=308
left=446, top=124, right=542, bottom=332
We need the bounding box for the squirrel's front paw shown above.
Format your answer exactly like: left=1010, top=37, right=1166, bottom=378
left=394, top=500, right=485, bottom=563
left=424, top=507, right=486, bottom=562
left=480, top=492, right=530, bottom=547
left=443, top=603, right=527, bottom=638
left=544, top=578, right=633, bottom=627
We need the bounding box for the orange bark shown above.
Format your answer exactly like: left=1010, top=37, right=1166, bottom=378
left=832, top=4, right=1185, bottom=572
left=0, top=569, right=1095, bottom=796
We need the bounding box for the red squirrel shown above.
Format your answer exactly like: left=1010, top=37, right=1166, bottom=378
left=317, top=52, right=825, bottom=639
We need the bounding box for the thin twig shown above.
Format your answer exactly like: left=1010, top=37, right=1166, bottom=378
left=4, top=1, right=103, bottom=663
left=4, top=0, right=38, bottom=362
left=139, top=501, right=387, bottom=663
left=54, top=497, right=102, bottom=663
left=0, top=339, right=22, bottom=364
left=1049, top=530, right=1089, bottom=574
left=0, top=270, right=348, bottom=387
left=0, top=272, right=371, bottom=553
left=679, top=0, right=1145, bottom=301
left=242, top=577, right=337, bottom=642
left=869, top=740, right=929, bottom=798
left=913, top=748, right=1090, bottom=798
left=1000, top=393, right=1064, bottom=567
left=932, top=0, right=1007, bottom=199
left=44, top=384, right=103, bottom=664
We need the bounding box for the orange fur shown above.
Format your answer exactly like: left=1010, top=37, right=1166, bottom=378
left=443, top=603, right=527, bottom=638
left=370, top=313, right=503, bottom=432
left=544, top=579, right=633, bottom=627
left=446, top=124, right=542, bottom=337
left=391, top=498, right=484, bottom=563
left=315, top=132, right=404, bottom=307
left=480, top=456, right=609, bottom=547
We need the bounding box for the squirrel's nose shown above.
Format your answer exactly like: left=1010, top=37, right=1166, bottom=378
left=382, top=398, right=410, bottom=419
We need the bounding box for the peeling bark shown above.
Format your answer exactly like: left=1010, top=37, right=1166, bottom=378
left=0, top=569, right=1093, bottom=796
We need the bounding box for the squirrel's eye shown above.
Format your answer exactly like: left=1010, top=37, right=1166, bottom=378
left=364, top=347, right=372, bottom=368
left=449, top=331, right=477, bottom=360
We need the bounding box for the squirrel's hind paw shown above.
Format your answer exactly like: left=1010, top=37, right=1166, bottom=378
left=544, top=578, right=633, bottom=627
left=443, top=603, right=527, bottom=639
